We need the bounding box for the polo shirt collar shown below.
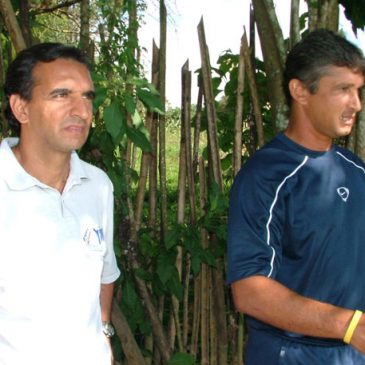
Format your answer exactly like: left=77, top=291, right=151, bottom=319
left=0, top=137, right=89, bottom=191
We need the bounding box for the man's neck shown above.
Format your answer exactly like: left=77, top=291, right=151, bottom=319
left=12, top=142, right=71, bottom=193
left=284, top=125, right=332, bottom=152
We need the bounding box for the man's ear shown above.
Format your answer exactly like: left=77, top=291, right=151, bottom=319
left=288, top=79, right=309, bottom=105
left=9, top=94, right=29, bottom=124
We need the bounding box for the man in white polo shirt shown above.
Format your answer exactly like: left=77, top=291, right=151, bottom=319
left=0, top=43, right=120, bottom=364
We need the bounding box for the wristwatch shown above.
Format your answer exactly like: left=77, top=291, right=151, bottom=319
left=102, top=321, right=115, bottom=338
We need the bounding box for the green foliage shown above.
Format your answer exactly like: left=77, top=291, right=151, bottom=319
left=340, top=0, right=365, bottom=33
left=121, top=277, right=150, bottom=334
left=104, top=99, right=126, bottom=143
left=167, top=352, right=196, bottom=365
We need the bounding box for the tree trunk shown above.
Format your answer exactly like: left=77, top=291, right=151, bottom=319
left=79, top=0, right=91, bottom=58
left=112, top=300, right=146, bottom=365
left=0, top=0, right=26, bottom=52
left=318, top=0, right=339, bottom=31
left=306, top=0, right=339, bottom=31
left=19, top=0, right=32, bottom=47
left=289, top=0, right=301, bottom=49
left=252, top=0, right=288, bottom=131
left=242, top=29, right=264, bottom=148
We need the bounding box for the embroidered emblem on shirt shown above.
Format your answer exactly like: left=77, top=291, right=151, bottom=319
left=337, top=187, right=349, bottom=202
left=93, top=228, right=104, bottom=244
left=83, top=227, right=104, bottom=246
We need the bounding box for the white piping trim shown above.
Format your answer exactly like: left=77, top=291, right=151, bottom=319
left=336, top=151, right=365, bottom=174
left=266, top=156, right=309, bottom=277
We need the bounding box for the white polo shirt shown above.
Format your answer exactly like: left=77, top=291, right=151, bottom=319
left=0, top=138, right=120, bottom=365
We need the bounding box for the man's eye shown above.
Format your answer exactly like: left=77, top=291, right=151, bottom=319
left=83, top=91, right=96, bottom=100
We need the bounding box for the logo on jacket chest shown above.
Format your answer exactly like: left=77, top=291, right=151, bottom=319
left=337, top=186, right=349, bottom=202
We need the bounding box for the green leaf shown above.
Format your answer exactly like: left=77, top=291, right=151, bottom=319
left=103, top=100, right=126, bottom=143
left=125, top=93, right=136, bottom=115
left=156, top=260, right=174, bottom=285
left=122, top=279, right=139, bottom=311
left=126, top=126, right=152, bottom=152
left=166, top=269, right=183, bottom=300
left=201, top=249, right=217, bottom=267
left=134, top=268, right=153, bottom=282
left=167, top=352, right=195, bottom=365
left=132, top=109, right=143, bottom=127
left=93, top=86, right=107, bottom=111
left=191, top=255, right=201, bottom=276
left=137, top=88, right=164, bottom=113
left=165, top=227, right=181, bottom=250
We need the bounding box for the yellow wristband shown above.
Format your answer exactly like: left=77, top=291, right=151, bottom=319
left=343, top=310, right=363, bottom=344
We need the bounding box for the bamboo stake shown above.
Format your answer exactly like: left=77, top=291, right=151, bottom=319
left=233, top=33, right=245, bottom=176
left=182, top=60, right=196, bottom=224
left=181, top=60, right=192, bottom=347
left=145, top=42, right=160, bottom=364
left=168, top=61, right=188, bottom=351
left=197, top=17, right=223, bottom=189
left=198, top=17, right=228, bottom=365
left=157, top=4, right=168, bottom=357
left=192, top=85, right=203, bottom=176
left=135, top=39, right=160, bottom=233
left=232, top=35, right=246, bottom=364
left=158, top=0, right=168, bottom=241
left=190, top=275, right=201, bottom=356
left=199, top=157, right=209, bottom=365
left=242, top=28, right=265, bottom=148
left=209, top=269, right=217, bottom=365
left=182, top=255, right=192, bottom=348
left=148, top=41, right=159, bottom=231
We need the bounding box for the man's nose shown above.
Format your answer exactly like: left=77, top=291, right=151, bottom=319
left=352, top=89, right=362, bottom=112
left=71, top=96, right=92, bottom=120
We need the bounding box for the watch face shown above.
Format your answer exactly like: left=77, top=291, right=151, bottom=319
left=102, top=322, right=115, bottom=338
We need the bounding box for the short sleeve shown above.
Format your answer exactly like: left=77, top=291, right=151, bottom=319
left=227, top=154, right=286, bottom=284
left=101, top=179, right=121, bottom=284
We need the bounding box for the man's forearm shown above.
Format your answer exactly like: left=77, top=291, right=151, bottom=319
left=231, top=276, right=356, bottom=343
left=100, top=282, right=115, bottom=322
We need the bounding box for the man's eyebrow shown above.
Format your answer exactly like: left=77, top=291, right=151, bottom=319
left=47, top=88, right=96, bottom=99
left=49, top=88, right=70, bottom=96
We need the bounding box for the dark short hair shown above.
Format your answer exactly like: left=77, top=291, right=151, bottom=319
left=283, top=29, right=365, bottom=106
left=4, top=43, right=90, bottom=135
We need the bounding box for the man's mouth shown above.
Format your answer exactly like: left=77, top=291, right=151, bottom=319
left=340, top=113, right=356, bottom=124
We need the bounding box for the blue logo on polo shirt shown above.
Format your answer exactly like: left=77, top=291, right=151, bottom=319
left=93, top=228, right=104, bottom=244
left=83, top=227, right=105, bottom=246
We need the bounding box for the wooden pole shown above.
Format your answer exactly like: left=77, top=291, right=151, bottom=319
left=233, top=33, right=245, bottom=176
